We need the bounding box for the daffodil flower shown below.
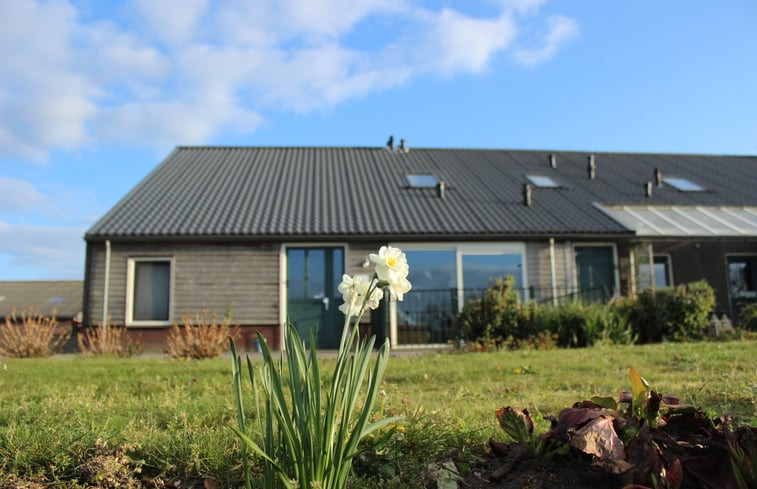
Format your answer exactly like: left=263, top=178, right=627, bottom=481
left=369, top=246, right=412, bottom=301
left=337, top=274, right=383, bottom=320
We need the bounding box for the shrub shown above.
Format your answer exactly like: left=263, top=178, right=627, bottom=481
left=165, top=310, right=233, bottom=359
left=457, top=276, right=521, bottom=347
left=621, top=280, right=715, bottom=343
left=0, top=308, right=70, bottom=358
left=77, top=320, right=143, bottom=357
left=738, top=303, right=757, bottom=331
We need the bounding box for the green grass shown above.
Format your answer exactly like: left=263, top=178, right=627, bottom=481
left=1, top=341, right=755, bottom=487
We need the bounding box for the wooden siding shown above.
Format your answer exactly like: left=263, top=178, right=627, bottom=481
left=525, top=240, right=573, bottom=303
left=84, top=241, right=279, bottom=327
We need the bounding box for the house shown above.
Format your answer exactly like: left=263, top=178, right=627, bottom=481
left=83, top=146, right=757, bottom=349
left=0, top=280, right=83, bottom=351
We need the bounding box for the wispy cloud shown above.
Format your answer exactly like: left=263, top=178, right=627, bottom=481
left=513, top=14, right=579, bottom=66
left=0, top=222, right=85, bottom=279
left=0, top=0, right=578, bottom=162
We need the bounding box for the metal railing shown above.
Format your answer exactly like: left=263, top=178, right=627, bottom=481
left=396, top=286, right=615, bottom=345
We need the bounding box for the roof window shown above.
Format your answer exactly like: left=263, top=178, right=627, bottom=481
left=406, top=174, right=438, bottom=188
left=663, top=177, right=704, bottom=192
left=526, top=175, right=560, bottom=188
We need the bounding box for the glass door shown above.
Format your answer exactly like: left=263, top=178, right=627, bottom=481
left=575, top=246, right=616, bottom=302
left=286, top=247, right=344, bottom=348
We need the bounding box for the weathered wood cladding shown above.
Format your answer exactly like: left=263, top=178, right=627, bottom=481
left=525, top=240, right=573, bottom=302
left=84, top=241, right=280, bottom=326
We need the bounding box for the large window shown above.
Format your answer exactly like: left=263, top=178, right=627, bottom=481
left=395, top=243, right=526, bottom=344
left=127, top=258, right=173, bottom=325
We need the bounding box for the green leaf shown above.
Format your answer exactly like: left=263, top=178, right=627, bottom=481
left=590, top=396, right=618, bottom=410
left=629, top=367, right=649, bottom=419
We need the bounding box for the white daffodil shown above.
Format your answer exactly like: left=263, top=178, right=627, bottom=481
left=369, top=246, right=412, bottom=301
left=337, top=274, right=383, bottom=319
left=369, top=246, right=409, bottom=282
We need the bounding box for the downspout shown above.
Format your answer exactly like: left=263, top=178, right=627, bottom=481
left=648, top=242, right=655, bottom=291
left=629, top=247, right=637, bottom=297
left=549, top=238, right=558, bottom=306
left=102, top=240, right=111, bottom=349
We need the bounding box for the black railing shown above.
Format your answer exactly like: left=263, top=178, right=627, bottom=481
left=396, top=286, right=615, bottom=345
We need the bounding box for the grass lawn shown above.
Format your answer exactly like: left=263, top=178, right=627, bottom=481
left=1, top=340, right=755, bottom=487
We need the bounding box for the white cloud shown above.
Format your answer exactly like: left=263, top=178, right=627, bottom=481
left=419, top=8, right=517, bottom=74
left=134, top=0, right=210, bottom=45
left=0, top=222, right=85, bottom=279
left=513, top=14, right=579, bottom=66
left=0, top=177, right=50, bottom=213
left=0, top=0, right=578, bottom=162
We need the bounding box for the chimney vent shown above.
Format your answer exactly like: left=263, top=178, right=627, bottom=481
left=588, top=154, right=596, bottom=180
left=386, top=135, right=394, bottom=150
left=399, top=138, right=408, bottom=153
left=437, top=180, right=446, bottom=199
left=523, top=183, right=533, bottom=207
left=645, top=181, right=653, bottom=198
left=654, top=168, right=663, bottom=187
left=549, top=154, right=557, bottom=168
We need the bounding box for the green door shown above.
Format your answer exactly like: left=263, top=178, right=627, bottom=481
left=286, top=247, right=344, bottom=349
left=575, top=246, right=615, bottom=302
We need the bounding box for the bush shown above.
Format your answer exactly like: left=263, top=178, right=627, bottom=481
left=620, top=280, right=715, bottom=343
left=738, top=303, right=757, bottom=331
left=456, top=276, right=521, bottom=348
left=77, top=320, right=143, bottom=357
left=165, top=310, right=233, bottom=359
left=0, top=308, right=70, bottom=357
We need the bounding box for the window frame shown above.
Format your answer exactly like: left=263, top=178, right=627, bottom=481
left=405, top=173, right=439, bottom=188
left=526, top=175, right=560, bottom=188
left=638, top=254, right=674, bottom=290
left=125, top=257, right=174, bottom=327
left=663, top=177, right=705, bottom=192
left=391, top=241, right=529, bottom=308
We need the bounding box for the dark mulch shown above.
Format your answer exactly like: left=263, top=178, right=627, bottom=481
left=463, top=452, right=621, bottom=489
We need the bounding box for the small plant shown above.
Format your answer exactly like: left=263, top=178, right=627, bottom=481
left=166, top=310, right=234, bottom=359
left=77, top=319, right=143, bottom=357
left=231, top=246, right=409, bottom=489
left=490, top=367, right=757, bottom=488
left=0, top=308, right=70, bottom=357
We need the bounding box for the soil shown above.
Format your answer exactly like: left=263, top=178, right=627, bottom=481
left=462, top=452, right=623, bottom=489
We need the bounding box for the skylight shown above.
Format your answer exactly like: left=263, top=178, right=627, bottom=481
left=663, top=177, right=705, bottom=192
left=406, top=174, right=438, bottom=188
left=526, top=175, right=560, bottom=188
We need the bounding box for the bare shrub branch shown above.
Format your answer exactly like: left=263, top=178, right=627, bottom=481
left=165, top=310, right=234, bottom=359
left=0, top=308, right=70, bottom=358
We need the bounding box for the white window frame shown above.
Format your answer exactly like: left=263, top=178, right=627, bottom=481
left=389, top=242, right=528, bottom=347
left=638, top=253, right=674, bottom=290
left=125, top=257, right=174, bottom=327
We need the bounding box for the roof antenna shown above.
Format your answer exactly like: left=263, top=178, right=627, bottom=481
left=549, top=154, right=557, bottom=168
left=588, top=154, right=596, bottom=180
left=523, top=183, right=533, bottom=207
left=386, top=135, right=394, bottom=150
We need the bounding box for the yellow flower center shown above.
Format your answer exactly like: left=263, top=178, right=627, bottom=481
left=387, top=257, right=396, bottom=267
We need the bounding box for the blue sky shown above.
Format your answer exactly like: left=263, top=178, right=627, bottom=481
left=1, top=0, right=756, bottom=280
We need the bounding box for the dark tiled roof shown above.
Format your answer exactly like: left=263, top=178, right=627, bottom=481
left=85, top=147, right=757, bottom=240
left=0, top=281, right=83, bottom=318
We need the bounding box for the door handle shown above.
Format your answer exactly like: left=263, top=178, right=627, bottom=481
left=322, top=297, right=329, bottom=311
